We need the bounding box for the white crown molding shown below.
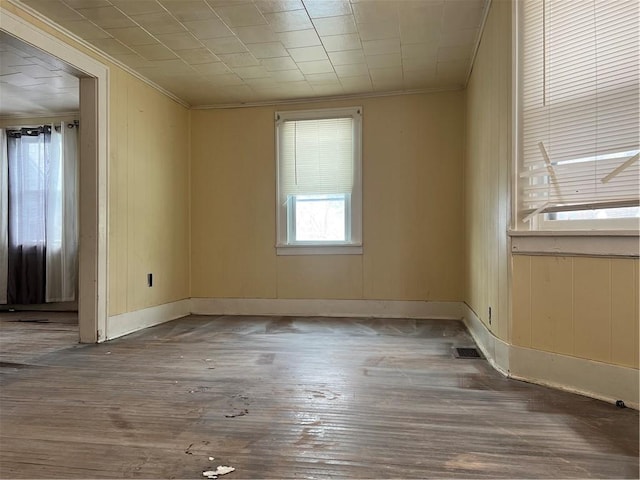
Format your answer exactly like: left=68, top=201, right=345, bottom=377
left=191, top=86, right=464, bottom=110
left=5, top=0, right=190, bottom=109
left=466, top=0, right=493, bottom=87
left=0, top=111, right=79, bottom=122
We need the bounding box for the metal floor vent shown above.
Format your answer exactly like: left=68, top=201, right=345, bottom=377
left=453, top=347, right=482, bottom=359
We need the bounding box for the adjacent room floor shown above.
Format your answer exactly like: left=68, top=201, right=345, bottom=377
left=0, top=315, right=637, bottom=479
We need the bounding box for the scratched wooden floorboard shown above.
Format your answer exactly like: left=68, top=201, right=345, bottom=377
left=0, top=314, right=638, bottom=479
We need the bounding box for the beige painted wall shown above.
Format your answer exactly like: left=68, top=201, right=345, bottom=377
left=1, top=1, right=191, bottom=317
left=108, top=68, right=190, bottom=315
left=464, top=0, right=512, bottom=341
left=466, top=0, right=639, bottom=374
left=512, top=255, right=639, bottom=369
left=191, top=92, right=465, bottom=301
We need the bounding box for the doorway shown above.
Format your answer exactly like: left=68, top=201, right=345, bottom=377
left=1, top=9, right=108, bottom=343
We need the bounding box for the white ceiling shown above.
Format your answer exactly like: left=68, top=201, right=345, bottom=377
left=0, top=32, right=80, bottom=116
left=9, top=0, right=489, bottom=108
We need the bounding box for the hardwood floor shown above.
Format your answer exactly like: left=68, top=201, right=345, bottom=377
left=0, top=315, right=637, bottom=479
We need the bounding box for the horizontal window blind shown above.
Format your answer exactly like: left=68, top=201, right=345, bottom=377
left=278, top=117, right=354, bottom=203
left=519, top=0, right=639, bottom=214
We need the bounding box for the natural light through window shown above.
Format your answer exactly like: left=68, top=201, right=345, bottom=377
left=276, top=107, right=362, bottom=254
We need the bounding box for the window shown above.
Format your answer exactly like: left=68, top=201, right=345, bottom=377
left=276, top=107, right=362, bottom=254
left=517, top=0, right=639, bottom=230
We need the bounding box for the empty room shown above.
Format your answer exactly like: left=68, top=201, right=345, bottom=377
left=0, top=0, right=638, bottom=478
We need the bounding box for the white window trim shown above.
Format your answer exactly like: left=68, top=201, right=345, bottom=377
left=512, top=0, right=639, bottom=238
left=275, top=106, right=362, bottom=256
left=512, top=0, right=639, bottom=234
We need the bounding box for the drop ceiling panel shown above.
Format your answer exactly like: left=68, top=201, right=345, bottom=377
left=14, top=0, right=489, bottom=107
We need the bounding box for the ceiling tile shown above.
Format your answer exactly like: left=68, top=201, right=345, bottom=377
left=277, top=29, right=321, bottom=48
left=366, top=53, right=402, bottom=69
left=155, top=32, right=203, bottom=51
left=254, top=0, right=304, bottom=14
left=90, top=37, right=135, bottom=56
left=443, top=0, right=485, bottom=29
left=0, top=72, right=47, bottom=88
left=303, top=0, right=352, bottom=18
left=401, top=43, right=438, bottom=61
left=203, top=36, right=248, bottom=54
left=11, top=0, right=489, bottom=108
left=159, top=0, right=217, bottom=21
left=214, top=3, right=267, bottom=27
left=441, top=28, right=479, bottom=48
left=246, top=42, right=289, bottom=59
left=312, top=15, right=357, bottom=36
left=192, top=62, right=232, bottom=74
left=311, top=83, right=344, bottom=96
left=340, top=75, right=373, bottom=93
left=218, top=52, right=260, bottom=67
left=134, top=43, right=179, bottom=61
left=260, top=56, right=298, bottom=71
left=288, top=45, right=328, bottom=63
left=76, top=6, right=135, bottom=29
left=333, top=63, right=369, bottom=77
left=130, top=12, right=187, bottom=35
left=205, top=72, right=244, bottom=86
left=362, top=38, right=400, bottom=56
left=399, top=18, right=441, bottom=45
left=369, top=68, right=403, bottom=88
left=183, top=19, right=234, bottom=40
left=63, top=0, right=111, bottom=8
left=107, top=27, right=158, bottom=46
left=233, top=25, right=278, bottom=44
left=305, top=72, right=339, bottom=84
left=437, top=45, right=471, bottom=62
left=21, top=0, right=84, bottom=22
left=110, top=53, right=156, bottom=68
left=264, top=10, right=313, bottom=33
left=297, top=59, right=334, bottom=74
left=232, top=65, right=270, bottom=79
left=355, top=21, right=399, bottom=42
left=352, top=1, right=398, bottom=24
left=58, top=19, right=110, bottom=40
left=269, top=69, right=305, bottom=81
left=109, top=0, right=166, bottom=16
left=327, top=49, right=365, bottom=66
left=178, top=48, right=220, bottom=65
left=320, top=33, right=361, bottom=52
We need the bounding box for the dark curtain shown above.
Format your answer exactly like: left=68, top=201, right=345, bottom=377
left=7, top=245, right=45, bottom=304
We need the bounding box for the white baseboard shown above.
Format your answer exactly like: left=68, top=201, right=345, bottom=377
left=462, top=304, right=510, bottom=375
left=106, top=299, right=190, bottom=341
left=190, top=297, right=464, bottom=319
left=462, top=303, right=639, bottom=410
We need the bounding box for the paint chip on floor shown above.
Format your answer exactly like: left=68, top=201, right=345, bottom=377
left=203, top=465, right=235, bottom=478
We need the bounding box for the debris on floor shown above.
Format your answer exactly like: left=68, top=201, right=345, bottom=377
left=224, top=409, right=248, bottom=418
left=209, top=457, right=215, bottom=461
left=203, top=466, right=235, bottom=478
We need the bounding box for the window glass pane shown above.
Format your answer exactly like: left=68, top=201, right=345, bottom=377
left=547, top=206, right=640, bottom=221
left=294, top=194, right=345, bottom=241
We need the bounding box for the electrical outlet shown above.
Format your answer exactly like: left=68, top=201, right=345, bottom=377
left=147, top=273, right=153, bottom=287
left=488, top=306, right=492, bottom=325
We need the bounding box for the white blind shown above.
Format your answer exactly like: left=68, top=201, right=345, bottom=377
left=278, top=117, right=354, bottom=202
left=520, top=0, right=640, bottom=213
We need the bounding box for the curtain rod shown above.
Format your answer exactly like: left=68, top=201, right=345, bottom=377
left=6, top=121, right=79, bottom=137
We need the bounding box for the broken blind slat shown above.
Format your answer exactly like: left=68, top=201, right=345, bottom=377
left=519, top=0, right=640, bottom=212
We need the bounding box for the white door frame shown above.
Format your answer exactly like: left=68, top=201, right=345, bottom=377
left=1, top=7, right=108, bottom=343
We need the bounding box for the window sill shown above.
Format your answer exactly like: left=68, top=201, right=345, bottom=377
left=276, top=244, right=363, bottom=256
left=509, top=230, right=639, bottom=257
